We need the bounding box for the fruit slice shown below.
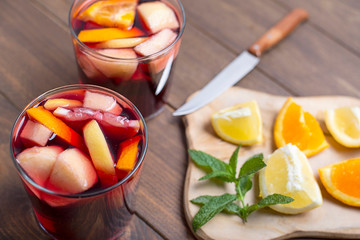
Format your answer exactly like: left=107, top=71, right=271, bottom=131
left=53, top=107, right=99, bottom=132
left=20, top=120, right=53, bottom=147
left=259, top=144, right=323, bottom=214
left=211, top=100, right=263, bottom=145
left=325, top=106, right=360, bottom=148
left=44, top=98, right=83, bottom=111
left=137, top=1, right=179, bottom=33
left=16, top=146, right=63, bottom=186
left=78, top=27, right=144, bottom=43
left=88, top=48, right=138, bottom=80
left=319, top=158, right=360, bottom=207
left=135, top=29, right=176, bottom=57
left=78, top=0, right=137, bottom=29
left=26, top=106, right=86, bottom=152
left=274, top=97, right=328, bottom=157
left=83, top=91, right=122, bottom=115
left=116, top=135, right=141, bottom=179
left=83, top=120, right=117, bottom=187
left=95, top=37, right=149, bottom=49
left=101, top=112, right=140, bottom=140
left=47, top=148, right=98, bottom=194
left=134, top=28, right=177, bottom=73
left=76, top=53, right=106, bottom=81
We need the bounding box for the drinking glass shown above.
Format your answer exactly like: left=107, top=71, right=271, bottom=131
left=69, top=0, right=186, bottom=119
left=10, top=84, right=148, bottom=240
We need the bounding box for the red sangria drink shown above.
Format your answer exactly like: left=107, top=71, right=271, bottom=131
left=10, top=85, right=147, bottom=240
left=69, top=0, right=185, bottom=119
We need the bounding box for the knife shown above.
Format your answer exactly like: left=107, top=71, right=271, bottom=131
left=173, top=8, right=308, bottom=116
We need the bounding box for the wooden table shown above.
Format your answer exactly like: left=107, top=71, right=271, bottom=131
left=0, top=0, right=359, bottom=239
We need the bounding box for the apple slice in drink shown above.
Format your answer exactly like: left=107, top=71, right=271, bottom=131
left=95, top=37, right=149, bottom=49
left=100, top=112, right=140, bottom=140
left=44, top=98, right=83, bottom=111
left=116, top=135, right=141, bottom=179
left=20, top=120, right=53, bottom=147
left=47, top=148, right=98, bottom=194
left=88, top=48, right=138, bottom=80
left=76, top=53, right=107, bottom=82
left=83, top=120, right=117, bottom=187
left=16, top=146, right=63, bottom=187
left=137, top=1, right=179, bottom=34
left=83, top=91, right=122, bottom=115
left=134, top=28, right=177, bottom=73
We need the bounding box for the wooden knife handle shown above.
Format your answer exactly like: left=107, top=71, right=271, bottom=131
left=248, top=8, right=308, bottom=57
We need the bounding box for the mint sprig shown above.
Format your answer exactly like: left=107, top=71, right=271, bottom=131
left=189, top=146, right=293, bottom=232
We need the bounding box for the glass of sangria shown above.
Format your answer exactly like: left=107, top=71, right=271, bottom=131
left=69, top=0, right=185, bottom=119
left=10, top=84, right=148, bottom=240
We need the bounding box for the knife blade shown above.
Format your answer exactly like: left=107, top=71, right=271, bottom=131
left=173, top=8, right=308, bottom=116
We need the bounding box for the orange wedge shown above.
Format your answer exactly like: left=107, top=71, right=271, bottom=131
left=26, top=106, right=86, bottom=152
left=78, top=27, right=144, bottom=43
left=274, top=97, right=328, bottom=157
left=77, top=0, right=137, bottom=29
left=319, top=158, right=360, bottom=207
left=116, top=135, right=141, bottom=179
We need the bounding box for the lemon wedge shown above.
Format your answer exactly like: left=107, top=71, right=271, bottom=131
left=259, top=144, right=322, bottom=214
left=319, top=158, right=360, bottom=207
left=211, top=100, right=263, bottom=145
left=325, top=106, right=360, bottom=148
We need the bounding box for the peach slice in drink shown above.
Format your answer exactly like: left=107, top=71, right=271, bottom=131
left=44, top=98, right=82, bottom=111
left=116, top=135, right=141, bottom=179
left=26, top=106, right=86, bottom=152
left=77, top=0, right=138, bottom=29
left=83, top=91, right=122, bottom=115
left=137, top=1, right=179, bottom=34
left=20, top=120, right=53, bottom=147
left=83, top=120, right=117, bottom=187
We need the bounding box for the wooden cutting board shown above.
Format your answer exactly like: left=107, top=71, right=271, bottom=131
left=183, top=87, right=360, bottom=240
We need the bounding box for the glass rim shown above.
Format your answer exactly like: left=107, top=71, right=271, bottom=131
left=68, top=0, right=186, bottom=62
left=9, top=84, right=148, bottom=198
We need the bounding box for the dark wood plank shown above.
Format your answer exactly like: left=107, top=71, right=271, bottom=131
left=31, top=0, right=71, bottom=27
left=136, top=107, right=194, bottom=239
left=276, top=0, right=360, bottom=55
left=0, top=0, right=78, bottom=109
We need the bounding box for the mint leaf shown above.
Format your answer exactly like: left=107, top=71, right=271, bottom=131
left=188, top=149, right=229, bottom=172
left=237, top=174, right=253, bottom=197
left=192, top=193, right=237, bottom=232
left=191, top=195, right=241, bottom=214
left=238, top=153, right=265, bottom=178
left=229, top=145, right=241, bottom=178
left=246, top=194, right=294, bottom=216
left=199, top=171, right=234, bottom=182
left=257, top=194, right=294, bottom=207
left=189, top=149, right=234, bottom=182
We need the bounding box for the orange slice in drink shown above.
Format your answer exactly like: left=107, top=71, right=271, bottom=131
left=274, top=97, right=328, bottom=157
left=77, top=0, right=137, bottom=29
left=319, top=158, right=360, bottom=207
left=78, top=27, right=144, bottom=43
left=26, top=106, right=86, bottom=152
